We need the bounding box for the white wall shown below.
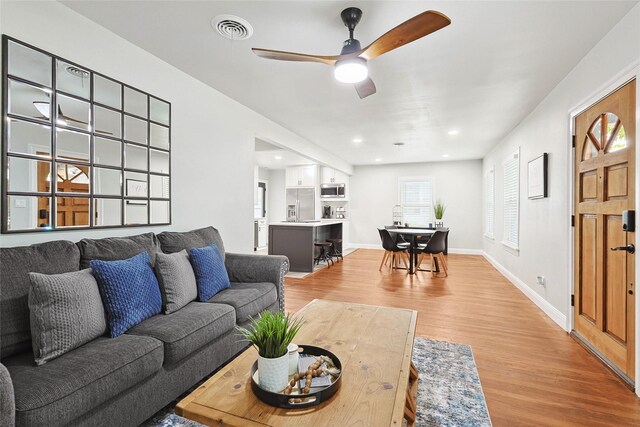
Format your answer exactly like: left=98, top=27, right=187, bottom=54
left=0, top=1, right=348, bottom=251
left=267, top=169, right=286, bottom=223
left=482, top=4, right=640, bottom=326
left=349, top=160, right=483, bottom=251
left=257, top=167, right=269, bottom=181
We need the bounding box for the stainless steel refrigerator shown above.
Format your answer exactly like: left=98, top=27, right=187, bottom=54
left=286, top=188, right=315, bottom=221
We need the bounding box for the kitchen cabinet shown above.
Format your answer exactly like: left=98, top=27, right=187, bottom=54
left=269, top=221, right=343, bottom=272
left=321, top=167, right=348, bottom=184
left=286, top=165, right=317, bottom=187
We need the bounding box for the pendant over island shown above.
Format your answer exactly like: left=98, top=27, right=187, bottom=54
left=268, top=221, right=343, bottom=272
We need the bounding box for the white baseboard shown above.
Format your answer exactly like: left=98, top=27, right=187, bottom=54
left=448, top=248, right=483, bottom=255
left=349, top=243, right=384, bottom=249
left=349, top=244, right=483, bottom=255
left=482, top=251, right=568, bottom=331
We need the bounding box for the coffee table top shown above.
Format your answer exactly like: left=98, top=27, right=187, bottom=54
left=176, top=299, right=418, bottom=427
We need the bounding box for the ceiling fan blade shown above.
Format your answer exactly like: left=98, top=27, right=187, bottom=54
left=62, top=115, right=89, bottom=126
left=355, top=77, right=376, bottom=99
left=252, top=48, right=342, bottom=65
left=359, top=10, right=451, bottom=61
left=55, top=106, right=88, bottom=125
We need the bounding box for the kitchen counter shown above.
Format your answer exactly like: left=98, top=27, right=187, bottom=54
left=271, top=221, right=343, bottom=227
left=269, top=221, right=343, bottom=272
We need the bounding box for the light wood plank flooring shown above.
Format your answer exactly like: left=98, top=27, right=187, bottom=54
left=283, top=249, right=640, bottom=426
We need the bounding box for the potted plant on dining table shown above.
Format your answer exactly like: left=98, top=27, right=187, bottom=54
left=434, top=200, right=446, bottom=227
left=236, top=310, right=303, bottom=393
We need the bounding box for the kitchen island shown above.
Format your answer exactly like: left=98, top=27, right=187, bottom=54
left=268, top=221, right=343, bottom=272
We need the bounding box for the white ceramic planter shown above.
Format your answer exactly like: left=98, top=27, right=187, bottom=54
left=257, top=353, right=289, bottom=393
left=287, top=343, right=299, bottom=375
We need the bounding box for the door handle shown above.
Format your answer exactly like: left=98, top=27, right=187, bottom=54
left=611, top=244, right=635, bottom=254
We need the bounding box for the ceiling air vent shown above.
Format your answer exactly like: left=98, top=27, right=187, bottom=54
left=211, top=15, right=254, bottom=41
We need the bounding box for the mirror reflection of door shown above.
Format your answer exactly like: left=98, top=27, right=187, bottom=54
left=36, top=152, right=90, bottom=227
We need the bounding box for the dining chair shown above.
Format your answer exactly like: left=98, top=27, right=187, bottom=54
left=378, top=228, right=410, bottom=271
left=417, top=230, right=449, bottom=277
left=385, top=225, right=409, bottom=245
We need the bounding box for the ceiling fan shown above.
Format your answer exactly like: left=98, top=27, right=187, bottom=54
left=252, top=7, right=451, bottom=99
left=33, top=101, right=113, bottom=135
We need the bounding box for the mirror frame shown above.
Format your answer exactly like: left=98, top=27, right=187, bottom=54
left=1, top=35, right=172, bottom=233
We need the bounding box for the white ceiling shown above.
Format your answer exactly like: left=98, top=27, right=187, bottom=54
left=62, top=1, right=637, bottom=166
left=254, top=138, right=315, bottom=169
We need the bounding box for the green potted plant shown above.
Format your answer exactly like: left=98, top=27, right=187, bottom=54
left=236, top=310, right=303, bottom=392
left=434, top=200, right=446, bottom=226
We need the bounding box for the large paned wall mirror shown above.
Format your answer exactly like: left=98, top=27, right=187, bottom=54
left=1, top=36, right=172, bottom=233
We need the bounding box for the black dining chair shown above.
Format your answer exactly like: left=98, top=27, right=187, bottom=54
left=417, top=230, right=449, bottom=277
left=378, top=228, right=410, bottom=271
left=385, top=225, right=409, bottom=245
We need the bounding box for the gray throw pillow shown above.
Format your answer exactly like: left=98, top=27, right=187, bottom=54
left=28, top=269, right=107, bottom=366
left=77, top=232, right=160, bottom=269
left=157, top=227, right=225, bottom=260
left=155, top=250, right=198, bottom=314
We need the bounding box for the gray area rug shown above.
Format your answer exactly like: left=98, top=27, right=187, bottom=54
left=412, top=337, right=492, bottom=426
left=143, top=337, right=491, bottom=427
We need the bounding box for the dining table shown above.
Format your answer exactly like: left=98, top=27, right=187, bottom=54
left=387, top=228, right=436, bottom=274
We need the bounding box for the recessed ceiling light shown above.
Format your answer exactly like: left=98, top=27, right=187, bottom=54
left=274, top=155, right=283, bottom=160
left=447, top=130, right=459, bottom=135
left=442, top=154, right=449, bottom=158
left=352, top=137, right=363, bottom=143
left=375, top=158, right=382, bottom=162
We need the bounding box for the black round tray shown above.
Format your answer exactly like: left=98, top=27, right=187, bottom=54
left=250, top=345, right=342, bottom=409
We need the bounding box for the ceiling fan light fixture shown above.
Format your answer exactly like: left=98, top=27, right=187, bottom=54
left=334, top=57, right=368, bottom=84
left=33, top=101, right=50, bottom=118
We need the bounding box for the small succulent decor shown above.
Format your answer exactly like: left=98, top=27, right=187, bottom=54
left=236, top=310, right=303, bottom=359
left=434, top=200, right=447, bottom=220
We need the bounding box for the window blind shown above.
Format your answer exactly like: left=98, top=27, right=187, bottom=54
left=399, top=178, right=433, bottom=227
left=485, top=168, right=494, bottom=237
left=502, top=149, right=520, bottom=249
left=162, top=176, right=170, bottom=199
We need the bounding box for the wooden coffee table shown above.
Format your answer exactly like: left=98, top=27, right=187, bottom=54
left=176, top=299, right=418, bottom=426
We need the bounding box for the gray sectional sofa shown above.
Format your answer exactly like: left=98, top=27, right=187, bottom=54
left=0, top=226, right=289, bottom=426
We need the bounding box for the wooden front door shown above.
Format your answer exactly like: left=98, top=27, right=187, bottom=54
left=36, top=160, right=90, bottom=227
left=574, top=80, right=636, bottom=382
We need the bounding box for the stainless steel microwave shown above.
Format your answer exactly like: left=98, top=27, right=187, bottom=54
left=320, top=183, right=346, bottom=198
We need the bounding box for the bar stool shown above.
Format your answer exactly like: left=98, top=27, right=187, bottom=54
left=326, top=238, right=343, bottom=263
left=314, top=242, right=334, bottom=267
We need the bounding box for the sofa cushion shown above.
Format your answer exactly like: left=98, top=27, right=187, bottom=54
left=0, top=363, right=14, bottom=427
left=126, top=302, right=235, bottom=365
left=190, top=244, right=230, bottom=302
left=157, top=226, right=226, bottom=260
left=91, top=252, right=163, bottom=337
left=77, top=232, right=160, bottom=269
left=4, top=334, right=163, bottom=426
left=207, top=282, right=278, bottom=323
left=155, top=250, right=198, bottom=314
left=0, top=240, right=80, bottom=359
left=29, top=269, right=107, bottom=365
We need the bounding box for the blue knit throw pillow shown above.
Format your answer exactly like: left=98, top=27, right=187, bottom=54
left=189, top=244, right=230, bottom=302
left=90, top=252, right=162, bottom=337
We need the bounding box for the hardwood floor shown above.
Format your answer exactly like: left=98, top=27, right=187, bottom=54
left=283, top=249, right=640, bottom=426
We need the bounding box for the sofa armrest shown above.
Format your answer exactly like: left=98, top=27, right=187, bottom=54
left=0, top=363, right=15, bottom=427
left=225, top=253, right=289, bottom=312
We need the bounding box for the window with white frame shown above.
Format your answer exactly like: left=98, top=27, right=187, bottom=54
left=502, top=149, right=520, bottom=249
left=399, top=177, right=434, bottom=227
left=485, top=167, right=494, bottom=238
